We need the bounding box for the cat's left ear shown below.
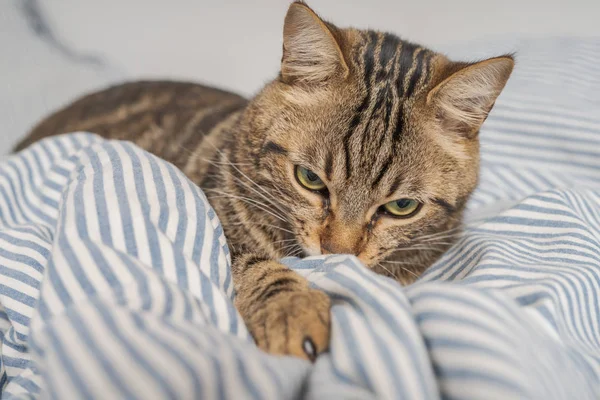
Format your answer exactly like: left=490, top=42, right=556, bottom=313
left=281, top=2, right=349, bottom=85
left=427, top=56, right=514, bottom=139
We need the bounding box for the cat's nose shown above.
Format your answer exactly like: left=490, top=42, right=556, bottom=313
left=320, top=239, right=355, bottom=255
left=320, top=221, right=363, bottom=255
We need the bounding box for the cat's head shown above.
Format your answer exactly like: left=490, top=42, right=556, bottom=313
left=242, top=2, right=513, bottom=277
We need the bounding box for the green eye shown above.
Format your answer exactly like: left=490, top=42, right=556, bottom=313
left=382, top=198, right=421, bottom=217
left=295, top=166, right=327, bottom=191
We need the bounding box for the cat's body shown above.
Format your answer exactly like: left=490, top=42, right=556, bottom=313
left=15, top=2, right=513, bottom=361
left=17, top=81, right=245, bottom=174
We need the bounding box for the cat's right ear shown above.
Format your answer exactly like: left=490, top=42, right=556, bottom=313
left=281, top=2, right=349, bottom=85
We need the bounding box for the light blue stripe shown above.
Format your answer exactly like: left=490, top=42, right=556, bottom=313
left=484, top=136, right=600, bottom=161
left=142, top=152, right=170, bottom=233
left=6, top=159, right=53, bottom=225
left=67, top=309, right=139, bottom=399
left=84, top=147, right=113, bottom=247
left=178, top=325, right=227, bottom=400
left=325, top=274, right=432, bottom=397
left=434, top=366, right=524, bottom=396
left=0, top=164, right=29, bottom=223
left=159, top=279, right=174, bottom=318
left=207, top=207, right=222, bottom=291
left=330, top=307, right=374, bottom=391
left=131, top=313, right=204, bottom=398
left=44, top=258, right=73, bottom=312
left=113, top=251, right=153, bottom=311
left=104, top=145, right=139, bottom=257
left=0, top=285, right=36, bottom=308
left=0, top=265, right=41, bottom=289
left=122, top=145, right=165, bottom=278
left=481, top=147, right=600, bottom=177
left=44, top=320, right=95, bottom=399
left=12, top=375, right=41, bottom=394
left=0, top=249, right=44, bottom=274
left=489, top=114, right=600, bottom=145
left=72, top=165, right=123, bottom=291
left=94, top=304, right=176, bottom=399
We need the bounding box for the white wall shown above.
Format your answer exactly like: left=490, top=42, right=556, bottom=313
left=44, top=0, right=600, bottom=95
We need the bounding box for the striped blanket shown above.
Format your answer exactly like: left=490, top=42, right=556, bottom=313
left=1, top=38, right=600, bottom=399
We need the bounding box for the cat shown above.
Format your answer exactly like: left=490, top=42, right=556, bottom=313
left=15, top=1, right=514, bottom=361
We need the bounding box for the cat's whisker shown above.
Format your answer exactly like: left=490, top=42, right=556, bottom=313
left=228, top=221, right=295, bottom=235
left=209, top=189, right=293, bottom=228
left=280, top=242, right=302, bottom=251
left=281, top=243, right=304, bottom=257
left=381, top=261, right=421, bottom=280
left=176, top=145, right=253, bottom=166
left=232, top=178, right=290, bottom=217
left=376, top=262, right=400, bottom=281
left=399, top=244, right=449, bottom=251
left=205, top=141, right=283, bottom=202
left=229, top=175, right=289, bottom=215
left=415, top=226, right=465, bottom=241
left=287, top=249, right=304, bottom=258
left=272, top=238, right=298, bottom=246
left=416, top=234, right=471, bottom=247
left=206, top=190, right=288, bottom=223
left=176, top=148, right=291, bottom=220
left=206, top=189, right=285, bottom=219
left=207, top=196, right=287, bottom=226
left=418, top=229, right=465, bottom=240
left=415, top=218, right=490, bottom=243
left=237, top=176, right=289, bottom=214
left=203, top=158, right=290, bottom=217
left=419, top=235, right=464, bottom=244
left=380, top=260, right=414, bottom=265
left=414, top=241, right=455, bottom=246
left=400, top=266, right=420, bottom=280
left=262, top=179, right=291, bottom=203
left=228, top=174, right=290, bottom=218
left=173, top=145, right=289, bottom=218
left=387, top=245, right=449, bottom=256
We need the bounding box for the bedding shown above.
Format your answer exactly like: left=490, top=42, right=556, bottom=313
left=1, top=38, right=600, bottom=399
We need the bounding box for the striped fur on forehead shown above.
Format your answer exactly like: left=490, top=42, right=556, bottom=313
left=341, top=31, right=435, bottom=185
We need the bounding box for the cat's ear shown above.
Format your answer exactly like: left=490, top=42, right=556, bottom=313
left=281, top=2, right=349, bottom=85
left=427, top=56, right=514, bottom=139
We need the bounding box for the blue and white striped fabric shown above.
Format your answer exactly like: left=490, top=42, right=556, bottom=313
left=1, top=37, right=600, bottom=399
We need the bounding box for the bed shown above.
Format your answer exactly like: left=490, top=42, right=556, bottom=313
left=1, top=37, right=599, bottom=399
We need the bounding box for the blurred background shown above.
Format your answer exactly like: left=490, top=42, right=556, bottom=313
left=2, top=0, right=600, bottom=155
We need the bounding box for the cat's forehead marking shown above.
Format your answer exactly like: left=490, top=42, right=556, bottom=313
left=341, top=31, right=434, bottom=192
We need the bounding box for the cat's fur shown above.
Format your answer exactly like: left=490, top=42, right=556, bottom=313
left=15, top=2, right=514, bottom=360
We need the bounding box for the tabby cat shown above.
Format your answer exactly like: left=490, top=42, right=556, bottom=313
left=16, top=2, right=514, bottom=361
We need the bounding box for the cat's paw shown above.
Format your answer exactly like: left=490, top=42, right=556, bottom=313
left=248, top=288, right=331, bottom=361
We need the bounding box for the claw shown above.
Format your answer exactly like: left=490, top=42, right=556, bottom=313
left=302, top=337, right=317, bottom=361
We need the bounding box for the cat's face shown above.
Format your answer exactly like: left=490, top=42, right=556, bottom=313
left=252, top=76, right=477, bottom=270
left=243, top=2, right=513, bottom=277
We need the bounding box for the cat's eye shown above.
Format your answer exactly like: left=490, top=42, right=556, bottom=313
left=381, top=198, right=421, bottom=218
left=295, top=166, right=327, bottom=192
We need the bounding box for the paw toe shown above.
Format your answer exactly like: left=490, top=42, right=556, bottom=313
left=252, top=289, right=331, bottom=361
